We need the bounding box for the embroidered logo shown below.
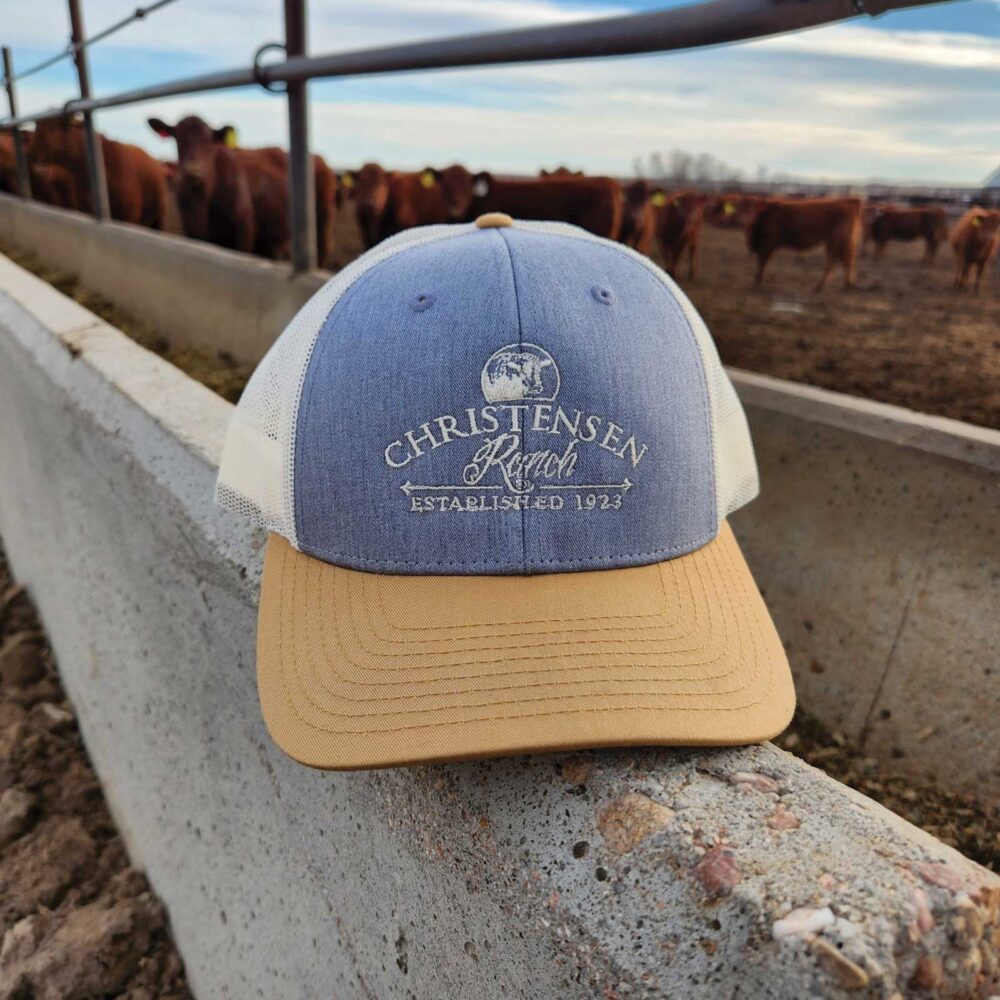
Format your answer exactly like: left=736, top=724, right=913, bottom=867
left=480, top=343, right=559, bottom=402
left=383, top=344, right=646, bottom=515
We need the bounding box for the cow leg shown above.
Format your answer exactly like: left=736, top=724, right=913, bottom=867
left=815, top=253, right=837, bottom=293
left=954, top=262, right=968, bottom=291
left=974, top=262, right=984, bottom=295
left=843, top=248, right=858, bottom=291
left=753, top=250, right=772, bottom=288
left=687, top=239, right=697, bottom=281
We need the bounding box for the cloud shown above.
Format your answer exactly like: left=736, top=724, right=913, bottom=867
left=753, top=23, right=1000, bottom=70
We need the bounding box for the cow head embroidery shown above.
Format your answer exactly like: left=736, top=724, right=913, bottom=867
left=481, top=344, right=560, bottom=402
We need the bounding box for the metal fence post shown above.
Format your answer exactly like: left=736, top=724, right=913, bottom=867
left=1, top=47, right=32, bottom=199
left=284, top=0, right=316, bottom=272
left=67, top=0, right=110, bottom=220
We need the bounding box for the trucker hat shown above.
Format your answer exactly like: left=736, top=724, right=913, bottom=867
left=216, top=214, right=794, bottom=770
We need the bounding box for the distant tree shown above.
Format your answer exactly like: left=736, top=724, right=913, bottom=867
left=669, top=150, right=693, bottom=183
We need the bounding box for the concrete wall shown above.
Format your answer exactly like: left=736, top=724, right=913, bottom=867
left=1, top=247, right=1000, bottom=998
left=0, top=191, right=996, bottom=803
left=731, top=372, right=1000, bottom=804
left=0, top=193, right=324, bottom=364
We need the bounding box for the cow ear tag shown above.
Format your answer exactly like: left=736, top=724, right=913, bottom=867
left=650, top=191, right=667, bottom=207
left=971, top=216, right=982, bottom=228
left=224, top=127, right=239, bottom=149
left=723, top=201, right=736, bottom=215
left=420, top=170, right=437, bottom=189
left=342, top=173, right=354, bottom=189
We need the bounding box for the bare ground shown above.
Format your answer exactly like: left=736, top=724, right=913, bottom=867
left=0, top=548, right=192, bottom=999
left=676, top=225, right=1000, bottom=430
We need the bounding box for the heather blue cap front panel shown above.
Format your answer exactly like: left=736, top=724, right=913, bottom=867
left=294, top=226, right=716, bottom=574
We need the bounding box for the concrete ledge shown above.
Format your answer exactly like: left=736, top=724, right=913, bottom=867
left=731, top=371, right=1000, bottom=805
left=1, top=253, right=999, bottom=998
left=0, top=193, right=324, bottom=365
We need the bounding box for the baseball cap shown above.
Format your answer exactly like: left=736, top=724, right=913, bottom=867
left=216, top=214, right=794, bottom=770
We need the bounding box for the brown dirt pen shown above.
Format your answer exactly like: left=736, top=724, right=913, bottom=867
left=681, top=220, right=1000, bottom=431
left=0, top=547, right=192, bottom=996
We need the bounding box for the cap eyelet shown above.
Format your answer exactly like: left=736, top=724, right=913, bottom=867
left=411, top=293, right=436, bottom=313
left=591, top=286, right=614, bottom=306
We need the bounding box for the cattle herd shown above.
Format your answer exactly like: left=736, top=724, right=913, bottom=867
left=1, top=114, right=998, bottom=293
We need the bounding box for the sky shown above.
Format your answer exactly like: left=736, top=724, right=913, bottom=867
left=2, top=0, right=998, bottom=186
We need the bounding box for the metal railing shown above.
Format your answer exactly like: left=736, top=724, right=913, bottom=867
left=1, top=0, right=953, bottom=271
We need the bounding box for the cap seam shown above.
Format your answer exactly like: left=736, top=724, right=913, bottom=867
left=496, top=227, right=528, bottom=575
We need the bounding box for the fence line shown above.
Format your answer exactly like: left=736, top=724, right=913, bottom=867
left=2, top=0, right=955, bottom=272
left=0, top=0, right=181, bottom=87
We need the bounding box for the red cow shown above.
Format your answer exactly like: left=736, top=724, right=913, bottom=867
left=381, top=167, right=449, bottom=237
left=869, top=206, right=949, bottom=264
left=30, top=164, right=77, bottom=210
left=148, top=116, right=257, bottom=253
left=372, top=164, right=475, bottom=238
left=950, top=208, right=1000, bottom=293
left=539, top=166, right=584, bottom=178
left=149, top=116, right=337, bottom=266
left=238, top=142, right=337, bottom=265
left=654, top=190, right=707, bottom=279
left=747, top=197, right=863, bottom=291
left=618, top=180, right=659, bottom=256
left=341, top=162, right=394, bottom=249
left=30, top=116, right=166, bottom=228
left=0, top=131, right=77, bottom=209
left=705, top=193, right=764, bottom=230
left=442, top=169, right=623, bottom=240
left=0, top=129, right=25, bottom=194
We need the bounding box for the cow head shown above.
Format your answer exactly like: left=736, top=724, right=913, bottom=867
left=353, top=162, right=390, bottom=216
left=148, top=115, right=232, bottom=195
left=436, top=164, right=474, bottom=220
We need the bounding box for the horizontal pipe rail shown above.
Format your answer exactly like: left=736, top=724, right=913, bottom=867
left=0, top=0, right=950, bottom=128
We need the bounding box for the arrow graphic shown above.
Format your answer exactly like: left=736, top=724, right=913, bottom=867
left=401, top=481, right=502, bottom=496
left=540, top=478, right=632, bottom=493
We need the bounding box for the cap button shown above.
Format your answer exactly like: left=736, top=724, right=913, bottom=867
left=475, top=212, right=514, bottom=229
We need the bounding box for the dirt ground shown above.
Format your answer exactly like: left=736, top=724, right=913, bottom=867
left=0, top=547, right=191, bottom=999
left=679, top=223, right=1000, bottom=431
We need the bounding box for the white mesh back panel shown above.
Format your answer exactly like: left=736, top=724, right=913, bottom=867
left=515, top=221, right=759, bottom=526
left=216, top=219, right=758, bottom=548
left=216, top=224, right=475, bottom=547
